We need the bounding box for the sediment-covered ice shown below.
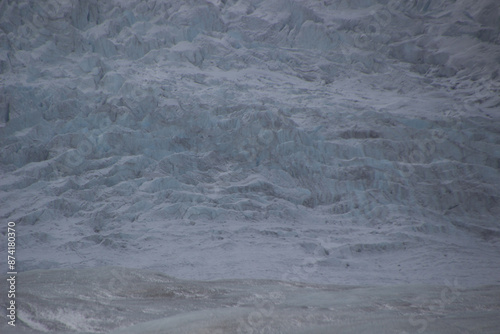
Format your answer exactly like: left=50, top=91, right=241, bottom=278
left=1, top=2, right=500, bottom=331
left=1, top=267, right=499, bottom=334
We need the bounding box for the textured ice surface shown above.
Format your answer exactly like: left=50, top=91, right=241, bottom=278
left=1, top=267, right=499, bottom=334
left=1, top=0, right=500, bottom=332
left=1, top=0, right=500, bottom=306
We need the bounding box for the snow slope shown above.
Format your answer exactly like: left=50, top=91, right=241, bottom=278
left=1, top=0, right=500, bottom=284
left=1, top=0, right=500, bottom=325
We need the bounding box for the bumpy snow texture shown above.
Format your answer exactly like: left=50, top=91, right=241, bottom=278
left=2, top=267, right=500, bottom=334
left=0, top=0, right=500, bottom=332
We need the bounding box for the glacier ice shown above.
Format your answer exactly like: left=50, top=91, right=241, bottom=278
left=0, top=0, right=500, bottom=332
left=1, top=267, right=499, bottom=334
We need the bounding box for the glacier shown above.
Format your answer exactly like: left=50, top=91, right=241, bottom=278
left=0, top=0, right=500, bottom=332
left=2, top=267, right=500, bottom=334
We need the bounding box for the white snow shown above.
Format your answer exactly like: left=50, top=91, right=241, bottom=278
left=0, top=0, right=500, bottom=332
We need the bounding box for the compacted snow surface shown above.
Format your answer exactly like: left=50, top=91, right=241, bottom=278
left=1, top=0, right=500, bottom=332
